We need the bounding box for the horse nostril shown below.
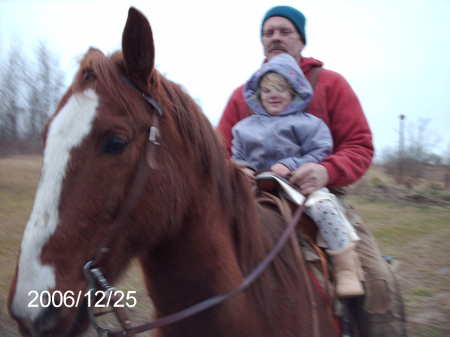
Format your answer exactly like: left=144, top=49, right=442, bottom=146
left=33, top=305, right=60, bottom=335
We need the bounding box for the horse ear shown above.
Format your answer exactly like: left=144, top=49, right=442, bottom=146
left=122, top=7, right=155, bottom=88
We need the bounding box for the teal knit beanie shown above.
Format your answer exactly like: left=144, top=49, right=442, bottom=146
left=261, top=6, right=307, bottom=44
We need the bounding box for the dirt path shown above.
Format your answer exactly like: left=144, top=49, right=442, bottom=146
left=349, top=194, right=450, bottom=337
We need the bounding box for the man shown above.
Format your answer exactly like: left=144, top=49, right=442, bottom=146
left=217, top=5, right=405, bottom=337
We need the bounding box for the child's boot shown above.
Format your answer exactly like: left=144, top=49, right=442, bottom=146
left=328, top=243, right=364, bottom=298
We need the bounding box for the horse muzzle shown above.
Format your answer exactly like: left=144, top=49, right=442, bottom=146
left=12, top=303, right=89, bottom=337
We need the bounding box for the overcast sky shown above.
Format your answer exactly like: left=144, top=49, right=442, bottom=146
left=1, top=0, right=449, bottom=158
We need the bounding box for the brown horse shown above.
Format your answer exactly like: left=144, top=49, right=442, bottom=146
left=8, top=8, right=340, bottom=337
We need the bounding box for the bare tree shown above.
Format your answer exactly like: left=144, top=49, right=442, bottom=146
left=408, top=119, right=440, bottom=161
left=382, top=117, right=441, bottom=184
left=0, top=42, right=65, bottom=154
left=0, top=45, right=29, bottom=149
left=404, top=118, right=440, bottom=179
left=444, top=143, right=450, bottom=188
left=26, top=42, right=65, bottom=146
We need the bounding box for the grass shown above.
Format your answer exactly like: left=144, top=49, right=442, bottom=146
left=412, top=288, right=434, bottom=297
left=414, top=325, right=448, bottom=337
left=348, top=197, right=450, bottom=249
left=0, top=156, right=42, bottom=293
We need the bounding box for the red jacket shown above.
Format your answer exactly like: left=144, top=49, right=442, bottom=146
left=217, top=57, right=374, bottom=187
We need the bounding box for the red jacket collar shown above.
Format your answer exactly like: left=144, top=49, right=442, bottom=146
left=300, top=57, right=323, bottom=74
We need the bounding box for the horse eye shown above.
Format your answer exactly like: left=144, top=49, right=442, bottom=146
left=102, top=136, right=128, bottom=155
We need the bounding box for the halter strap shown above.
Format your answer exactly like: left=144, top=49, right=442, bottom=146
left=90, top=76, right=162, bottom=269
left=122, top=76, right=163, bottom=118
left=122, top=76, right=162, bottom=169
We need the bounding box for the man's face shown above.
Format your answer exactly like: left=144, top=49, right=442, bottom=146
left=262, top=16, right=305, bottom=61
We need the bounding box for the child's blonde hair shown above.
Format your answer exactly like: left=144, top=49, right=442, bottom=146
left=259, top=72, right=295, bottom=97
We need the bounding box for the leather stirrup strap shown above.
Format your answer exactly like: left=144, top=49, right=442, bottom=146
left=257, top=193, right=321, bottom=337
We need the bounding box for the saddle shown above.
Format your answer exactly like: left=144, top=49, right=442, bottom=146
left=254, top=172, right=335, bottom=302
left=256, top=171, right=306, bottom=205
left=255, top=172, right=319, bottom=244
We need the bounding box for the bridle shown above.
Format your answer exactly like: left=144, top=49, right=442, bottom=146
left=82, top=76, right=307, bottom=337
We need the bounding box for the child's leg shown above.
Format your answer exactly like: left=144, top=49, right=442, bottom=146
left=305, top=198, right=353, bottom=250
left=305, top=191, right=364, bottom=297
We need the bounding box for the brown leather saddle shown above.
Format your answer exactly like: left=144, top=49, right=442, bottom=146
left=254, top=172, right=333, bottom=298
left=255, top=172, right=318, bottom=240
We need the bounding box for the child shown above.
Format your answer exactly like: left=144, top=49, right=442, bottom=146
left=231, top=53, right=364, bottom=298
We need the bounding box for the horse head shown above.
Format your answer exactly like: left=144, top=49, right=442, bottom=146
left=8, top=7, right=227, bottom=336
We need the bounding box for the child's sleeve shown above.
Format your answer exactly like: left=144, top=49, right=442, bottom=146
left=231, top=127, right=254, bottom=169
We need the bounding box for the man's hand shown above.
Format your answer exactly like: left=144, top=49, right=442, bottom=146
left=271, top=163, right=291, bottom=177
left=289, top=163, right=329, bottom=195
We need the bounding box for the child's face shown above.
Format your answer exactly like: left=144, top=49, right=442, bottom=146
left=260, top=75, right=293, bottom=115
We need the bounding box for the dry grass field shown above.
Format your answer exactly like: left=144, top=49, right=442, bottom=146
left=1, top=155, right=449, bottom=336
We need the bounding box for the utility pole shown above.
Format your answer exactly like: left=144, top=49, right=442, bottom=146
left=398, top=114, right=406, bottom=184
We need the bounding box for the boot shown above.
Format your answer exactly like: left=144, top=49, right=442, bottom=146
left=328, top=243, right=365, bottom=298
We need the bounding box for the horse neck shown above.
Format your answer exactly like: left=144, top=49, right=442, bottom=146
left=137, top=168, right=339, bottom=337
left=138, top=188, right=266, bottom=336
left=135, top=162, right=274, bottom=337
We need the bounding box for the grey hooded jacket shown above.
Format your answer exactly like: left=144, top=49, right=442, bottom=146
left=231, top=53, right=333, bottom=171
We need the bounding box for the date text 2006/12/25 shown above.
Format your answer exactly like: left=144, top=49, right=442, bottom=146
left=27, top=290, right=137, bottom=308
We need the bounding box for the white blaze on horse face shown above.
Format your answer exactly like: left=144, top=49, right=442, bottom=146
left=12, top=89, right=99, bottom=322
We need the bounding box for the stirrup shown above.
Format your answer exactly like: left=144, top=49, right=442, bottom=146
left=255, top=172, right=305, bottom=206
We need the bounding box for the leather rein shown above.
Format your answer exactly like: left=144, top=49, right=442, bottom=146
left=82, top=77, right=306, bottom=337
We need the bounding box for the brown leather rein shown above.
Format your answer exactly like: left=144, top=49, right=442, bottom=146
left=82, top=77, right=306, bottom=337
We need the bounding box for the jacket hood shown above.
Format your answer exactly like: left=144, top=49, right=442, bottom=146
left=244, top=53, right=313, bottom=116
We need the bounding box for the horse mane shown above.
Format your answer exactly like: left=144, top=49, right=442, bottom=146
left=73, top=48, right=301, bottom=325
